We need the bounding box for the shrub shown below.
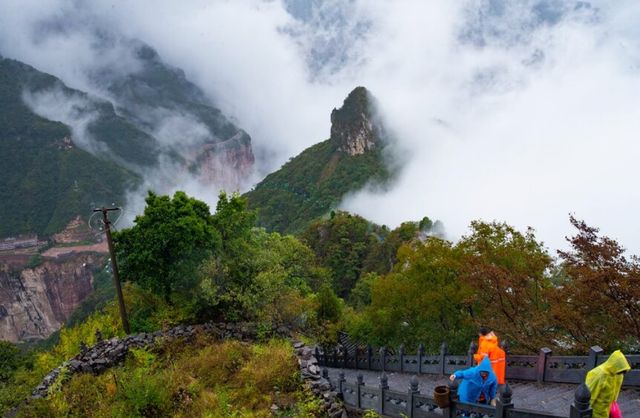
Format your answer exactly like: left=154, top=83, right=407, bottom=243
left=178, top=340, right=250, bottom=387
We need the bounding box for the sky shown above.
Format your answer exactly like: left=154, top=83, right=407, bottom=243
left=1, top=0, right=640, bottom=254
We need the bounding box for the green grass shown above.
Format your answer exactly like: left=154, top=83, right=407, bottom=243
left=15, top=337, right=310, bottom=418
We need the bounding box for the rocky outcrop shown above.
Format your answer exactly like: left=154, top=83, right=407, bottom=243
left=52, top=217, right=99, bottom=244
left=194, top=131, right=255, bottom=190
left=0, top=254, right=103, bottom=342
left=330, top=86, right=384, bottom=156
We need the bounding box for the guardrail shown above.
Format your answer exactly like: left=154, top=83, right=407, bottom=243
left=326, top=370, right=592, bottom=418
left=316, top=342, right=640, bottom=387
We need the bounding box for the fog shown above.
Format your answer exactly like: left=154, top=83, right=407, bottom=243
left=1, top=0, right=640, bottom=253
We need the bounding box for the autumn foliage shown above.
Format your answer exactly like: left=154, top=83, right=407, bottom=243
left=550, top=216, right=640, bottom=352
left=349, top=217, right=640, bottom=354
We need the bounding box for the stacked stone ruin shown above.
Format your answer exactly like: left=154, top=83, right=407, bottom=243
left=293, top=341, right=348, bottom=418
left=28, top=322, right=349, bottom=417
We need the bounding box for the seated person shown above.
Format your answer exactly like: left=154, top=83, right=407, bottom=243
left=450, top=357, right=498, bottom=406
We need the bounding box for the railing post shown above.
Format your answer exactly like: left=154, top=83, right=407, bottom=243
left=355, top=346, right=360, bottom=370
left=322, top=368, right=332, bottom=390
left=379, top=372, right=388, bottom=414
left=408, top=375, right=419, bottom=418
left=468, top=340, right=478, bottom=366
left=357, top=373, right=364, bottom=409
left=367, top=345, right=372, bottom=370
left=446, top=378, right=459, bottom=418
left=315, top=347, right=321, bottom=366
left=439, top=342, right=447, bottom=375
left=343, top=345, right=349, bottom=369
left=570, top=383, right=592, bottom=418
left=380, top=347, right=387, bottom=372
left=418, top=343, right=426, bottom=374
left=537, top=347, right=552, bottom=384
left=495, top=383, right=513, bottom=418
left=338, top=371, right=346, bottom=397
left=399, top=344, right=405, bottom=373
left=587, top=346, right=603, bottom=371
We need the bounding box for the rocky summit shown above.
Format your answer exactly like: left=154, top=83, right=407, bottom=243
left=330, top=86, right=384, bottom=156
left=244, top=86, right=396, bottom=234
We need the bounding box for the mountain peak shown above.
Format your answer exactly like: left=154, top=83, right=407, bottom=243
left=330, top=86, right=382, bottom=156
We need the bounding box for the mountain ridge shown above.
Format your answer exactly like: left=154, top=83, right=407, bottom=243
left=0, top=44, right=255, bottom=238
left=244, top=86, right=395, bottom=234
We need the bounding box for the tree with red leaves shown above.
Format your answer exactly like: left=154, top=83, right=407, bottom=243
left=551, top=216, right=640, bottom=352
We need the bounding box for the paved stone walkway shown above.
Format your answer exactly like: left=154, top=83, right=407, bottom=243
left=324, top=367, right=640, bottom=417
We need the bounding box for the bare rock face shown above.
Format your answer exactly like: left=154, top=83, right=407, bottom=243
left=193, top=131, right=255, bottom=190
left=0, top=254, right=102, bottom=342
left=330, top=86, right=383, bottom=156
left=52, top=216, right=100, bottom=244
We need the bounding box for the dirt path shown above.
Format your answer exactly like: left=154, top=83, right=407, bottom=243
left=42, top=242, right=108, bottom=258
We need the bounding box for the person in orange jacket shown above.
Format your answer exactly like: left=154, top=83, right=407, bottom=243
left=473, top=327, right=506, bottom=385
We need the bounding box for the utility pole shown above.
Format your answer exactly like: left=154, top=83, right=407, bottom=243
left=94, top=207, right=130, bottom=334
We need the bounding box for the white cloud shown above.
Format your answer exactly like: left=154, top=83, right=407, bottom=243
left=21, top=87, right=111, bottom=156
left=2, top=0, right=640, bottom=253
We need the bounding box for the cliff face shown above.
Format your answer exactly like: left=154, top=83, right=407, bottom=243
left=330, top=86, right=384, bottom=156
left=0, top=254, right=103, bottom=342
left=52, top=216, right=100, bottom=244
left=193, top=131, right=255, bottom=190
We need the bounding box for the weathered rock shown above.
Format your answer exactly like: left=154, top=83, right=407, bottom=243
left=330, top=87, right=384, bottom=157
left=0, top=254, right=103, bottom=342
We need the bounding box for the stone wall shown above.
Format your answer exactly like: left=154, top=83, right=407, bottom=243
left=29, top=322, right=350, bottom=417
left=293, top=340, right=348, bottom=418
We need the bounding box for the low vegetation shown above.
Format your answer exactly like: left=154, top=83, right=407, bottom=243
left=17, top=337, right=320, bottom=418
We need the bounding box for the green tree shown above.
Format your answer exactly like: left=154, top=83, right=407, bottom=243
left=317, top=284, right=342, bottom=323
left=303, top=212, right=433, bottom=300
left=349, top=272, right=379, bottom=309
left=0, top=342, right=21, bottom=383
left=303, top=212, right=379, bottom=298
left=349, top=237, right=473, bottom=352
left=457, top=221, right=554, bottom=352
left=114, top=191, right=221, bottom=301
left=199, top=227, right=328, bottom=324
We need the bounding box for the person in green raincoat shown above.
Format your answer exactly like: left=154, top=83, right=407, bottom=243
left=585, top=350, right=630, bottom=418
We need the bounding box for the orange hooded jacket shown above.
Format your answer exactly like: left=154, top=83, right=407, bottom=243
left=474, top=332, right=506, bottom=385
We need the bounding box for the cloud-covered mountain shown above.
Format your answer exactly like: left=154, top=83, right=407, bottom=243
left=0, top=41, right=254, bottom=236
left=0, top=56, right=137, bottom=236
left=244, top=86, right=396, bottom=233
left=2, top=0, right=640, bottom=253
